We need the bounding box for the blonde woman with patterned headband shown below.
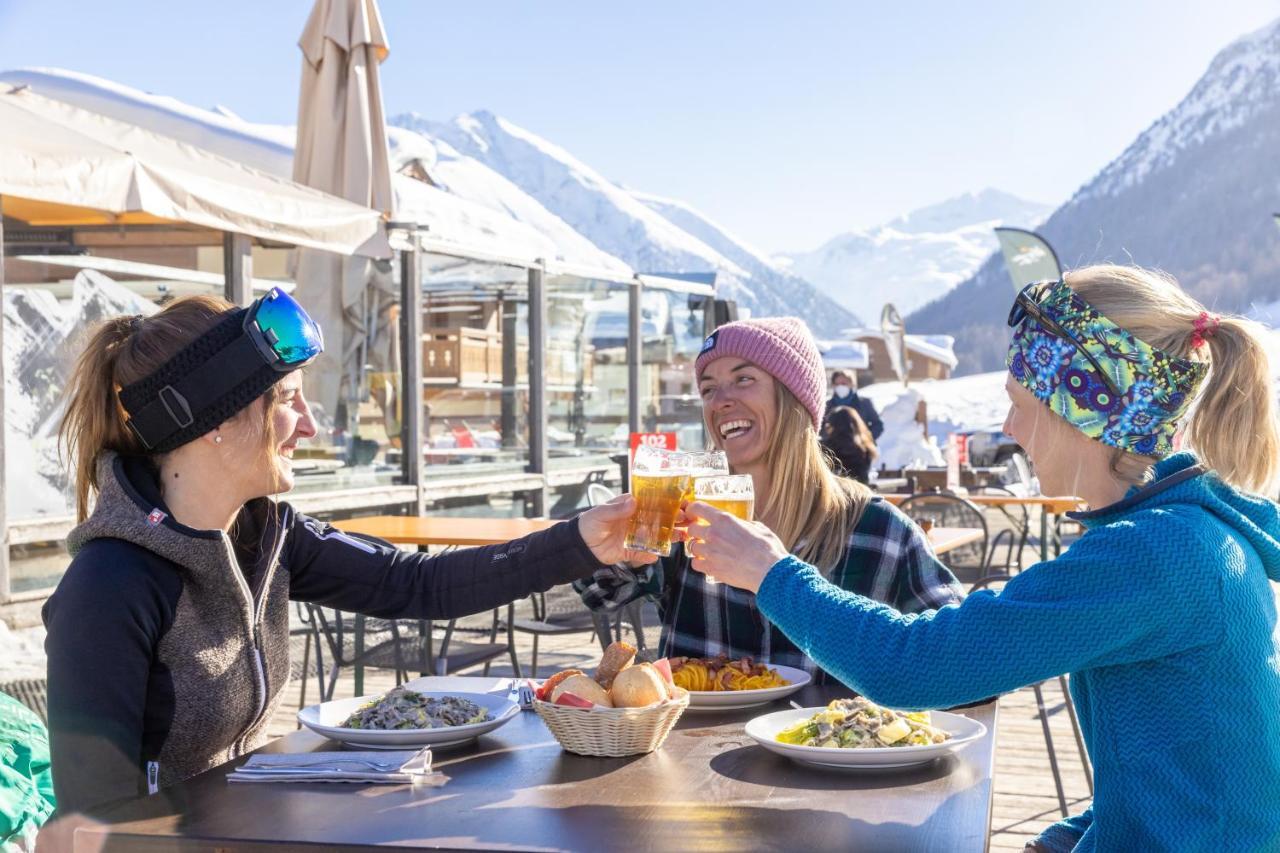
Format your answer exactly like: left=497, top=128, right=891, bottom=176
left=686, top=265, right=1280, bottom=852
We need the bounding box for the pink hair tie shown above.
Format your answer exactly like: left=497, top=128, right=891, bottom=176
left=1191, top=311, right=1220, bottom=350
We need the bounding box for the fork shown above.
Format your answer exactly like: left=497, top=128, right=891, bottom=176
left=247, top=757, right=406, bottom=772
left=518, top=683, right=535, bottom=710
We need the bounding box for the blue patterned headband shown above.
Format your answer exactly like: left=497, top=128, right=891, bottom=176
left=1006, top=280, right=1208, bottom=456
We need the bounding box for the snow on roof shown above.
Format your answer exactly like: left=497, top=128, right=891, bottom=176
left=0, top=67, right=625, bottom=273
left=817, top=339, right=870, bottom=370
left=845, top=328, right=959, bottom=369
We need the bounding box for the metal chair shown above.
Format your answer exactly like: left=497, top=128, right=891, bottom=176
left=289, top=602, right=326, bottom=712
left=0, top=677, right=47, bottom=724
left=507, top=586, right=614, bottom=677
left=977, top=486, right=1030, bottom=574
left=968, top=574, right=1093, bottom=816
left=898, top=491, right=990, bottom=583
left=306, top=605, right=517, bottom=701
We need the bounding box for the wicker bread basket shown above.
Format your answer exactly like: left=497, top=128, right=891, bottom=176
left=533, top=688, right=690, bottom=757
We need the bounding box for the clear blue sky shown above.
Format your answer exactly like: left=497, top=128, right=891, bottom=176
left=2, top=1, right=1277, bottom=253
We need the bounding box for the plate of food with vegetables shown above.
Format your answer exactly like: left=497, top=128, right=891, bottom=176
left=744, top=697, right=986, bottom=769
left=297, top=686, right=519, bottom=749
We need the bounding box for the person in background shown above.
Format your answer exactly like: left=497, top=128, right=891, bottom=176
left=685, top=266, right=1280, bottom=852
left=578, top=317, right=961, bottom=683
left=824, top=370, right=883, bottom=441
left=0, top=691, right=55, bottom=851
left=821, top=404, right=878, bottom=484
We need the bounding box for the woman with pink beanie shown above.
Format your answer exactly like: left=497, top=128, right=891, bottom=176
left=577, top=317, right=962, bottom=681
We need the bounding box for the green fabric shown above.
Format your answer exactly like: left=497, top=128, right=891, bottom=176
left=0, top=691, right=55, bottom=848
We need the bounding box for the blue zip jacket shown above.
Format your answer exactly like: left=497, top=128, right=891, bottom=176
left=756, top=453, right=1280, bottom=852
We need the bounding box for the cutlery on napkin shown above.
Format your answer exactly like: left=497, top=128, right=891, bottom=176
left=227, top=748, right=445, bottom=785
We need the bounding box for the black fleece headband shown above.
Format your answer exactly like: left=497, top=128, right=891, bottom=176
left=118, top=309, right=287, bottom=453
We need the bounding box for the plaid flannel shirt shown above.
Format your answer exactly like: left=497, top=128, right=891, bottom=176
left=576, top=497, right=964, bottom=685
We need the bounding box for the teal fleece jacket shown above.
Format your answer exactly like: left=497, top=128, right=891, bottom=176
left=756, top=453, right=1280, bottom=852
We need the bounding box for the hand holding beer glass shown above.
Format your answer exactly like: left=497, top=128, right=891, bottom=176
left=691, top=474, right=755, bottom=584
left=624, top=446, right=692, bottom=556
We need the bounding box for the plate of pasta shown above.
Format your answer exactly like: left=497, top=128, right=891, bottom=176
left=669, top=655, right=810, bottom=710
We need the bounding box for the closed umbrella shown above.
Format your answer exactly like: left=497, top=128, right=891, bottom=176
left=293, top=0, right=396, bottom=446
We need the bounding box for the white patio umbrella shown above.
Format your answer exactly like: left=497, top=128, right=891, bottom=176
left=293, top=0, right=396, bottom=436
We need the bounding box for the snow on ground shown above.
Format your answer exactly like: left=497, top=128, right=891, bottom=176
left=0, top=622, right=46, bottom=680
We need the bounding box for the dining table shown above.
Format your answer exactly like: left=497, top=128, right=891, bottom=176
left=332, top=516, right=985, bottom=694
left=76, top=676, right=1000, bottom=852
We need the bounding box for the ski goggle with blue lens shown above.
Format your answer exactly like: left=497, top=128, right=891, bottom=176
left=246, top=288, right=325, bottom=370
left=121, top=287, right=324, bottom=451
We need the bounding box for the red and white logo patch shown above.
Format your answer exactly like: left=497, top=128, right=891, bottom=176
left=146, top=508, right=167, bottom=527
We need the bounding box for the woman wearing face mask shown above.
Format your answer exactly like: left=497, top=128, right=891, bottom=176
left=824, top=371, right=883, bottom=441
left=41, top=291, right=650, bottom=819
left=578, top=317, right=962, bottom=681
left=686, top=266, right=1280, bottom=852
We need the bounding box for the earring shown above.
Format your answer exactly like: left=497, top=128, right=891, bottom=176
left=214, top=435, right=223, bottom=444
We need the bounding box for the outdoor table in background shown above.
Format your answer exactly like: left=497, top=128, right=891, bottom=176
left=79, top=677, right=1000, bottom=852
left=883, top=493, right=1082, bottom=561
left=332, top=517, right=983, bottom=694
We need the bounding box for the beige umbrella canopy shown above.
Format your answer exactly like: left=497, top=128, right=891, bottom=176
left=293, top=0, right=396, bottom=440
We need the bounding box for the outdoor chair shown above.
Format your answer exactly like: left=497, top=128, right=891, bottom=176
left=289, top=602, right=327, bottom=713
left=0, top=677, right=47, bottom=724
left=306, top=605, right=517, bottom=701
left=898, top=491, right=991, bottom=584
left=506, top=586, right=615, bottom=677
left=977, top=485, right=1030, bottom=574
left=968, top=575, right=1094, bottom=817
left=548, top=468, right=609, bottom=519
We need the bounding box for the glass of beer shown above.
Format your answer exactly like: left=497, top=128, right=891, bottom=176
left=682, top=450, right=729, bottom=504
left=624, top=446, right=692, bottom=556
left=691, top=474, right=755, bottom=584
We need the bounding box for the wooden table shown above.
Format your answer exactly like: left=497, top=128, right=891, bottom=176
left=927, top=526, right=984, bottom=556
left=81, top=678, right=999, bottom=852
left=884, top=493, right=1082, bottom=561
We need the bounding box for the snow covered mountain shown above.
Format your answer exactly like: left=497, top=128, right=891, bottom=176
left=391, top=110, right=861, bottom=334
left=6, top=271, right=158, bottom=518
left=778, top=189, right=1052, bottom=317
left=910, top=17, right=1280, bottom=374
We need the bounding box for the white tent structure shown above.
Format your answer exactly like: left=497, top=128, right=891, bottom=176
left=0, top=83, right=389, bottom=259
left=0, top=68, right=621, bottom=274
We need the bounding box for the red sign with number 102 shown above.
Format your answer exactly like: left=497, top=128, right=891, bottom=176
left=629, top=432, right=677, bottom=462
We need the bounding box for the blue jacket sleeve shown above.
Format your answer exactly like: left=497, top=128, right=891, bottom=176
left=285, top=512, right=603, bottom=620
left=1031, top=808, right=1094, bottom=852
left=755, top=513, right=1221, bottom=710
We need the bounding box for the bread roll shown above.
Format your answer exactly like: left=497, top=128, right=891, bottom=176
left=595, top=640, right=636, bottom=690
left=609, top=663, right=667, bottom=708
left=550, top=673, right=613, bottom=707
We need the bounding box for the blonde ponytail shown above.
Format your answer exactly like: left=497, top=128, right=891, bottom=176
left=1065, top=265, right=1280, bottom=494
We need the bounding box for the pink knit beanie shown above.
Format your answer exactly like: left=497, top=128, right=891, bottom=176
left=694, top=317, right=825, bottom=429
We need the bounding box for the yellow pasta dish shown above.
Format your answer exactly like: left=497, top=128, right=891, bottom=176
left=670, top=655, right=790, bottom=692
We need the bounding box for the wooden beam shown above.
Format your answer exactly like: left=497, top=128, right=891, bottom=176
left=222, top=232, right=253, bottom=306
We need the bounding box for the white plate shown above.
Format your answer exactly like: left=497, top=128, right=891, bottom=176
left=744, top=705, right=987, bottom=769
left=681, top=664, right=812, bottom=711
left=297, top=689, right=519, bottom=750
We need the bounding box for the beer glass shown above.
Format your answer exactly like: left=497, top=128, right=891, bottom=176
left=691, top=474, right=755, bottom=584
left=624, top=445, right=692, bottom=556
left=682, top=450, right=729, bottom=504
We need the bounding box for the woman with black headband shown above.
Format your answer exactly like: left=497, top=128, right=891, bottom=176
left=684, top=265, right=1280, bottom=851
left=41, top=291, right=653, bottom=818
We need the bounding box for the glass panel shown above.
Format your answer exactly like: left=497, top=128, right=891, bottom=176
left=419, top=253, right=531, bottom=488
left=639, top=287, right=708, bottom=451
left=542, top=275, right=631, bottom=515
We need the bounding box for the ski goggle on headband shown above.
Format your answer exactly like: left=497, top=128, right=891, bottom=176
left=1005, top=279, right=1207, bottom=456
left=120, top=288, right=324, bottom=453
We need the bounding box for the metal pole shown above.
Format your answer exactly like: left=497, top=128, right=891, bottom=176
left=222, top=232, right=253, bottom=306
left=0, top=200, right=9, bottom=602
left=399, top=242, right=425, bottom=515
left=628, top=280, right=641, bottom=436
left=527, top=266, right=548, bottom=517
left=500, top=292, right=518, bottom=449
